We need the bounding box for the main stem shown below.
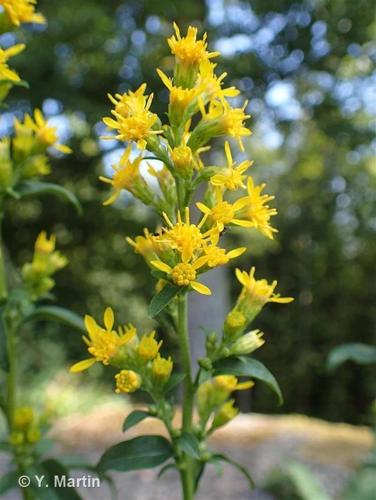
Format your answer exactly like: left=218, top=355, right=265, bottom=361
left=177, top=293, right=194, bottom=500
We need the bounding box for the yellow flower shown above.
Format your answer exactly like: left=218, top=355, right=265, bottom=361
left=224, top=310, right=246, bottom=339
left=157, top=68, right=201, bottom=125
left=126, top=228, right=160, bottom=260
left=197, top=60, right=239, bottom=102
left=0, top=44, right=25, bottom=82
left=191, top=98, right=251, bottom=152
left=103, top=84, right=162, bottom=149
left=70, top=308, right=136, bottom=372
left=19, top=109, right=71, bottom=154
left=203, top=231, right=246, bottom=268
left=171, top=144, right=194, bottom=178
left=99, top=145, right=152, bottom=206
left=138, top=331, right=162, bottom=361
left=151, top=255, right=211, bottom=295
left=214, top=375, right=254, bottom=393
left=0, top=0, right=45, bottom=27
left=34, top=230, right=55, bottom=254
left=212, top=399, right=239, bottom=429
left=158, top=208, right=208, bottom=261
left=210, top=142, right=252, bottom=191
left=168, top=22, right=219, bottom=68
left=115, top=370, right=142, bottom=393
left=239, top=177, right=278, bottom=239
left=152, top=354, right=173, bottom=383
left=196, top=196, right=251, bottom=232
left=235, top=266, right=294, bottom=306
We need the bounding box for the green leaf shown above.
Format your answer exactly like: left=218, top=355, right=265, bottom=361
left=15, top=181, right=82, bottom=215
left=177, top=432, right=201, bottom=459
left=122, top=410, right=151, bottom=432
left=164, top=373, right=186, bottom=394
left=214, top=356, right=283, bottom=405
left=327, top=343, right=376, bottom=371
left=0, top=470, right=18, bottom=495
left=157, top=462, right=177, bottom=478
left=344, top=467, right=376, bottom=500
left=214, top=453, right=254, bottom=489
left=148, top=284, right=181, bottom=317
left=97, top=435, right=173, bottom=472
left=23, top=306, right=85, bottom=332
left=0, top=311, right=9, bottom=372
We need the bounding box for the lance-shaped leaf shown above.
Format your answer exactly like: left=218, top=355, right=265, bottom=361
left=149, top=283, right=181, bottom=317
left=39, top=459, right=82, bottom=500
left=122, top=410, right=151, bottom=432
left=214, top=356, right=283, bottom=405
left=327, top=343, right=376, bottom=371
left=15, top=181, right=82, bottom=215
left=213, top=453, right=254, bottom=489
left=23, top=306, right=85, bottom=332
left=97, top=435, right=173, bottom=473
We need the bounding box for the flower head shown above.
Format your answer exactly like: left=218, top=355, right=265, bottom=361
left=115, top=370, right=142, bottom=393
left=152, top=354, right=173, bottom=383
left=15, top=109, right=71, bottom=154
left=212, top=399, right=239, bottom=429
left=168, top=23, right=219, bottom=68
left=196, top=196, right=251, bottom=232
left=70, top=308, right=136, bottom=372
left=138, top=331, right=162, bottom=361
left=232, top=266, right=293, bottom=324
left=0, top=44, right=25, bottom=82
left=238, top=177, right=278, bottom=239
left=99, top=145, right=152, bottom=205
left=103, top=84, right=162, bottom=149
left=0, top=0, right=45, bottom=26
left=210, top=142, right=252, bottom=191
left=230, top=329, right=265, bottom=356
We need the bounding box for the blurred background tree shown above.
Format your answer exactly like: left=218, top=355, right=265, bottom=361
left=2, top=0, right=375, bottom=423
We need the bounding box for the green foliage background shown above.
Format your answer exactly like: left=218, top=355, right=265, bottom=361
left=3, top=0, right=375, bottom=423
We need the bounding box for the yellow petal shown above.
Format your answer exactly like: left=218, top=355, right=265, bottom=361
left=84, top=315, right=98, bottom=337
left=235, top=268, right=247, bottom=286
left=232, top=219, right=253, bottom=228
left=227, top=247, right=246, bottom=259
left=55, top=143, right=72, bottom=154
left=150, top=260, right=172, bottom=274
left=103, top=191, right=120, bottom=206
left=104, top=307, right=114, bottom=331
left=70, top=358, right=96, bottom=373
left=236, top=380, right=254, bottom=391
left=270, top=296, right=294, bottom=303
left=191, top=281, right=212, bottom=295
left=196, top=202, right=210, bottom=215
left=5, top=44, right=25, bottom=57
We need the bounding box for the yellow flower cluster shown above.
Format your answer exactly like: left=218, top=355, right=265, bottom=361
left=22, top=231, right=67, bottom=300
left=0, top=109, right=71, bottom=192
left=197, top=375, right=254, bottom=430
left=71, top=307, right=173, bottom=394
left=0, top=0, right=45, bottom=27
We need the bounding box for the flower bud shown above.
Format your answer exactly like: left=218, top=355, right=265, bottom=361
left=26, top=427, right=41, bottom=444
left=230, top=330, right=265, bottom=356
left=115, top=370, right=142, bottom=393
left=14, top=407, right=34, bottom=429
left=224, top=310, right=246, bottom=340
left=171, top=145, right=194, bottom=179
left=152, top=354, right=173, bottom=384
left=138, top=331, right=162, bottom=362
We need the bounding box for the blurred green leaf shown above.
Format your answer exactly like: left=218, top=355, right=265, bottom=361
left=0, top=311, right=9, bottom=372
left=327, top=343, right=376, bottom=371
left=164, top=373, right=186, bottom=393
left=15, top=181, right=82, bottom=215
left=23, top=306, right=85, bottom=332
left=213, top=453, right=254, bottom=490
left=0, top=470, right=18, bottom=495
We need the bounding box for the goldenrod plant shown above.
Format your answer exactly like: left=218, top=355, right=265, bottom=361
left=70, top=23, right=293, bottom=499
left=0, top=2, right=85, bottom=498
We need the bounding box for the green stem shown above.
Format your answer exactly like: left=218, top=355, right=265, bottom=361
left=0, top=212, right=7, bottom=302
left=177, top=293, right=194, bottom=500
